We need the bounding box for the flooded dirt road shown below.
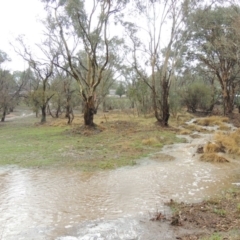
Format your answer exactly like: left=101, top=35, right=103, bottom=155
left=0, top=132, right=240, bottom=239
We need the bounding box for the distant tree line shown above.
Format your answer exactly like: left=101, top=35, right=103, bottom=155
left=1, top=0, right=240, bottom=126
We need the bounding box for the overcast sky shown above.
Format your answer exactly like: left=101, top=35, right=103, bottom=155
left=0, top=0, right=46, bottom=71
left=0, top=0, right=171, bottom=73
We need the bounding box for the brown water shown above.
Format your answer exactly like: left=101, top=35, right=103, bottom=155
left=0, top=132, right=240, bottom=239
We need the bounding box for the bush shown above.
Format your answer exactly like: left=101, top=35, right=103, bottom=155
left=181, top=82, right=212, bottom=113
left=169, top=90, right=182, bottom=118
left=104, top=97, right=132, bottom=111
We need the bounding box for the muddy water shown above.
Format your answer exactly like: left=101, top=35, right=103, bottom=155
left=0, top=133, right=240, bottom=239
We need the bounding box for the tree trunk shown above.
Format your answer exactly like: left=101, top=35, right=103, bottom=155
left=83, top=97, right=96, bottom=126
left=161, top=79, right=170, bottom=127
left=41, top=106, right=47, bottom=123
left=223, top=91, right=233, bottom=115
left=102, top=99, right=106, bottom=112
left=222, top=81, right=235, bottom=115
left=56, top=105, right=61, bottom=118
left=65, top=105, right=74, bottom=124
left=152, top=87, right=160, bottom=122
left=1, top=107, right=7, bottom=122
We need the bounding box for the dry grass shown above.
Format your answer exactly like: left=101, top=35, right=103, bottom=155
left=204, top=142, right=223, bottom=153
left=195, top=116, right=229, bottom=126
left=218, top=123, right=231, bottom=131
left=170, top=112, right=194, bottom=127
left=142, top=137, right=159, bottom=145
left=180, top=123, right=212, bottom=134
left=184, top=124, right=202, bottom=131
left=214, top=129, right=240, bottom=155
left=200, top=153, right=229, bottom=163
left=178, top=128, right=192, bottom=135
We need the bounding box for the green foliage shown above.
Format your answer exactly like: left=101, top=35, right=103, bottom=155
left=237, top=203, right=240, bottom=212
left=115, top=82, right=125, bottom=97
left=0, top=69, right=23, bottom=120
left=105, top=97, right=131, bottom=111
left=27, top=88, right=55, bottom=113
left=127, top=79, right=152, bottom=115
left=186, top=5, right=240, bottom=114
left=180, top=82, right=212, bottom=113
left=200, top=233, right=222, bottom=240
left=0, top=50, right=10, bottom=64
left=169, top=90, right=182, bottom=118
left=213, top=208, right=226, bottom=216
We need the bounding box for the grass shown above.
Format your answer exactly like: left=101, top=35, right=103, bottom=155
left=204, top=142, right=223, bottom=153
left=168, top=187, right=240, bottom=240
left=195, top=116, right=229, bottom=126
left=192, top=114, right=240, bottom=162
left=178, top=128, right=192, bottom=135
left=214, top=129, right=240, bottom=155
left=237, top=203, right=240, bottom=212
left=0, top=109, right=183, bottom=170
left=213, top=208, right=226, bottom=216
left=178, top=123, right=213, bottom=135
left=200, top=153, right=229, bottom=163
left=200, top=233, right=222, bottom=240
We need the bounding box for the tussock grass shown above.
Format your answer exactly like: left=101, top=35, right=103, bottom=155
left=188, top=124, right=203, bottom=132
left=214, top=129, right=240, bottom=155
left=204, top=142, right=223, bottom=153
left=200, top=153, right=229, bottom=163
left=180, top=123, right=212, bottom=134
left=142, top=137, right=159, bottom=145
left=178, top=128, right=192, bottom=135
left=218, top=123, right=231, bottom=131
left=178, top=125, right=209, bottom=134
left=196, top=116, right=229, bottom=126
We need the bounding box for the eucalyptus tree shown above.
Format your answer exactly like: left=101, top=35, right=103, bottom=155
left=41, top=0, right=129, bottom=127
left=0, top=51, right=26, bottom=121
left=186, top=4, right=240, bottom=114
left=124, top=0, right=196, bottom=126
left=0, top=70, right=14, bottom=121
left=0, top=71, right=27, bottom=122
left=14, top=37, right=56, bottom=123
left=116, top=82, right=125, bottom=98
left=49, top=69, right=77, bottom=124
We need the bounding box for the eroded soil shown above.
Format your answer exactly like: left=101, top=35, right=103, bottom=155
left=163, top=188, right=240, bottom=239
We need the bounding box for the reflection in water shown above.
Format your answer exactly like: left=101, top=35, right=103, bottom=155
left=0, top=133, right=240, bottom=239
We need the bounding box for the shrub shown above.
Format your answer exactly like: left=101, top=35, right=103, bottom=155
left=214, top=129, right=240, bottom=155
left=204, top=142, right=222, bottom=153
left=169, top=90, right=182, bottom=118
left=180, top=82, right=212, bottom=113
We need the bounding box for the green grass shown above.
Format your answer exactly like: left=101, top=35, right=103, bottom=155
left=0, top=111, right=183, bottom=170
left=213, top=208, right=226, bottom=217
left=200, top=233, right=222, bottom=240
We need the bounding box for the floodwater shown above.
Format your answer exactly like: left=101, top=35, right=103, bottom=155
left=0, top=126, right=240, bottom=239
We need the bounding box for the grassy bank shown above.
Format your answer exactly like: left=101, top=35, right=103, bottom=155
left=0, top=109, right=183, bottom=170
